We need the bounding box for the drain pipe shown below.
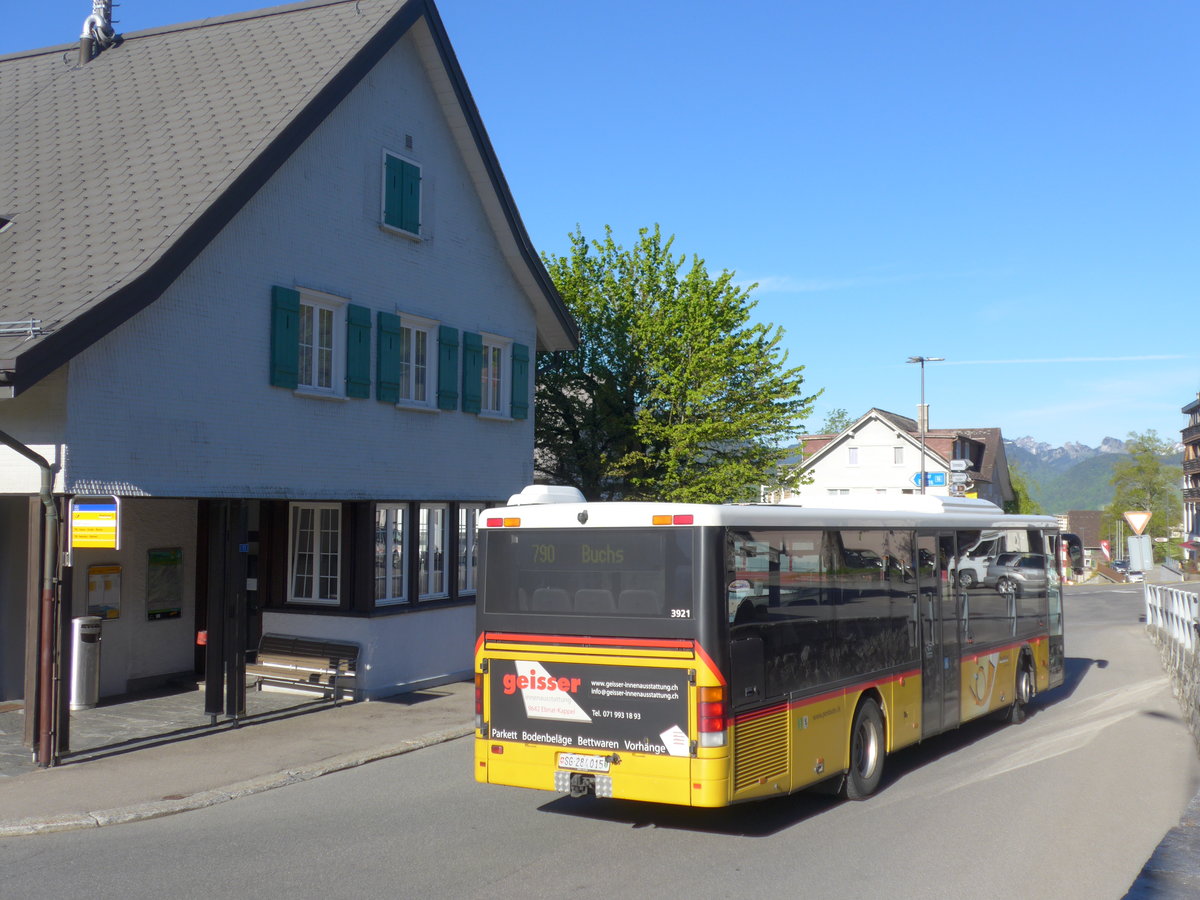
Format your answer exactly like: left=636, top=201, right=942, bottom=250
left=0, top=428, right=60, bottom=767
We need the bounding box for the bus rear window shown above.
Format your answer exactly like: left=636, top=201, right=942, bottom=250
left=481, top=528, right=694, bottom=620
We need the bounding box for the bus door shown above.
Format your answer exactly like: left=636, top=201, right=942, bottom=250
left=917, top=534, right=961, bottom=736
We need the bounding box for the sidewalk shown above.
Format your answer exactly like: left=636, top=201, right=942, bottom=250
left=0, top=680, right=473, bottom=837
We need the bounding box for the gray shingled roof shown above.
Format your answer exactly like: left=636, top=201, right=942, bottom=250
left=0, top=0, right=575, bottom=395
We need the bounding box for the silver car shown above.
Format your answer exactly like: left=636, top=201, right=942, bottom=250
left=984, top=552, right=1048, bottom=597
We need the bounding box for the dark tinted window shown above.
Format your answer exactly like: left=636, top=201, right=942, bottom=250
left=481, top=528, right=694, bottom=620
left=727, top=528, right=920, bottom=705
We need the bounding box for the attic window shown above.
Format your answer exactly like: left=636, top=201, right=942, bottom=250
left=0, top=216, right=12, bottom=233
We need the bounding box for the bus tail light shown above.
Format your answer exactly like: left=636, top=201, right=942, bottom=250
left=474, top=672, right=483, bottom=730
left=697, top=685, right=727, bottom=748
left=652, top=514, right=695, bottom=525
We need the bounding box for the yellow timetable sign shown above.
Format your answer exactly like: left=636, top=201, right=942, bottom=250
left=71, top=498, right=119, bottom=550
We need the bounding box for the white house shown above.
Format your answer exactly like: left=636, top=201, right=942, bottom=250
left=0, top=0, right=577, bottom=740
left=778, top=409, right=1014, bottom=508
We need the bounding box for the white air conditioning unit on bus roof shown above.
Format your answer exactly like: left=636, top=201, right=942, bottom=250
left=506, top=484, right=587, bottom=506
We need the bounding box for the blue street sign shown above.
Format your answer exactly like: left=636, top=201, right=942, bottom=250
left=911, top=472, right=947, bottom=487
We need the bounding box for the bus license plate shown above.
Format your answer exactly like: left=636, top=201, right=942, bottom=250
left=559, top=753, right=610, bottom=773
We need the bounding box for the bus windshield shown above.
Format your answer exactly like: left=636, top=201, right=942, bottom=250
left=480, top=528, right=696, bottom=634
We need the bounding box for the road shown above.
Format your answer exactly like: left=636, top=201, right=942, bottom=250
left=2, top=584, right=1197, bottom=899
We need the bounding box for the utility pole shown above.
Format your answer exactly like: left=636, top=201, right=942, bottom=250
left=906, top=356, right=944, bottom=495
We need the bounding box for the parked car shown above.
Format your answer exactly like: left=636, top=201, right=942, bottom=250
left=1125, top=570, right=1144, bottom=583
left=844, top=548, right=884, bottom=572
left=1112, top=559, right=1130, bottom=573
left=955, top=536, right=1001, bottom=589
left=984, top=552, right=1048, bottom=597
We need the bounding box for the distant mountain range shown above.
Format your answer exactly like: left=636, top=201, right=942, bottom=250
left=1005, top=436, right=1182, bottom=514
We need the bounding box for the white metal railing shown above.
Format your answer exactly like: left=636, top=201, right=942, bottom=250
left=1145, top=583, right=1200, bottom=659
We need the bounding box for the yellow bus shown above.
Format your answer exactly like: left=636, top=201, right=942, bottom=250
left=474, top=485, right=1081, bottom=806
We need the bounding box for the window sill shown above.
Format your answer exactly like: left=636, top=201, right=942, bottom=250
left=380, top=222, right=422, bottom=242
left=396, top=401, right=439, bottom=414
left=477, top=411, right=513, bottom=422
left=294, top=388, right=348, bottom=402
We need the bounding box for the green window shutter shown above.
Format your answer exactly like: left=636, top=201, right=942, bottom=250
left=270, top=286, right=299, bottom=389
left=400, top=160, right=421, bottom=234
left=384, top=155, right=421, bottom=235
left=384, top=155, right=403, bottom=229
left=462, top=332, right=482, bottom=414
left=437, top=325, right=459, bottom=411
left=510, top=342, right=530, bottom=420
left=345, top=305, right=371, bottom=399
left=376, top=312, right=401, bottom=403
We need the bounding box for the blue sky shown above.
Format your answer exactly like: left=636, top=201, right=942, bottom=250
left=6, top=1, right=1196, bottom=448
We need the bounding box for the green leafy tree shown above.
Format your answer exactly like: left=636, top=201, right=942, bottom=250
left=1005, top=461, right=1043, bottom=514
left=1103, top=430, right=1183, bottom=561
left=536, top=225, right=818, bottom=502
left=820, top=408, right=854, bottom=434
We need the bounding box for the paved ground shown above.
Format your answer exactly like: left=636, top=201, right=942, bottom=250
left=0, top=675, right=1196, bottom=896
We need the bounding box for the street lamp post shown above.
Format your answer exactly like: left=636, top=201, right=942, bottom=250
left=906, top=356, right=944, bottom=495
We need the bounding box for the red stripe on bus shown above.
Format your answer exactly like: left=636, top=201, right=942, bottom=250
left=785, top=668, right=922, bottom=712
left=483, top=632, right=695, bottom=650
left=962, top=639, right=1038, bottom=663
left=735, top=702, right=788, bottom=725
left=693, top=642, right=727, bottom=686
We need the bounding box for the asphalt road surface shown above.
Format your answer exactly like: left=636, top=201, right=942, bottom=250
left=2, top=583, right=1197, bottom=900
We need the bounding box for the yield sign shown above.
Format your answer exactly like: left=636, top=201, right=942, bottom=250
left=1123, top=510, right=1152, bottom=535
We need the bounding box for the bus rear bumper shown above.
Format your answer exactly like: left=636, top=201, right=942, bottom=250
left=476, top=740, right=730, bottom=807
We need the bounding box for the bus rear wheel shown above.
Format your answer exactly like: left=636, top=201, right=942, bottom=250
left=1009, top=658, right=1035, bottom=724
left=844, top=698, right=885, bottom=800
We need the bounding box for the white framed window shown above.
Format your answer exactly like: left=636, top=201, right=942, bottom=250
left=297, top=289, right=347, bottom=397
left=418, top=504, right=449, bottom=600
left=848, top=447, right=859, bottom=466
left=375, top=504, right=408, bottom=606
left=289, top=503, right=341, bottom=605
left=480, top=334, right=511, bottom=415
left=398, top=314, right=437, bottom=408
left=893, top=446, right=904, bottom=465
left=458, top=504, right=484, bottom=595
left=828, top=488, right=849, bottom=495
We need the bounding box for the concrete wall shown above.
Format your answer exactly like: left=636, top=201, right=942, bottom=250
left=0, top=368, right=67, bottom=494
left=66, top=499, right=198, bottom=698
left=262, top=605, right=473, bottom=699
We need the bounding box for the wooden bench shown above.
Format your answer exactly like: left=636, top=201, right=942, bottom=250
left=245, top=634, right=359, bottom=704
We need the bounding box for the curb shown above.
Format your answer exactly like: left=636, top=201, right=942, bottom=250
left=1124, top=790, right=1200, bottom=899
left=0, top=724, right=472, bottom=838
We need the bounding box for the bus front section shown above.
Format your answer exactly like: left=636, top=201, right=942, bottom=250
left=474, top=513, right=730, bottom=807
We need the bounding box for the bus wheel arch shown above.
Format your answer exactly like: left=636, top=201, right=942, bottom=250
left=843, top=693, right=886, bottom=800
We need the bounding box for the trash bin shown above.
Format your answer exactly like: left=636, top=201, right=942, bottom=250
left=70, top=616, right=102, bottom=710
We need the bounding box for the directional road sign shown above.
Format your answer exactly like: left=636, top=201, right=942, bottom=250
left=911, top=472, right=946, bottom=487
